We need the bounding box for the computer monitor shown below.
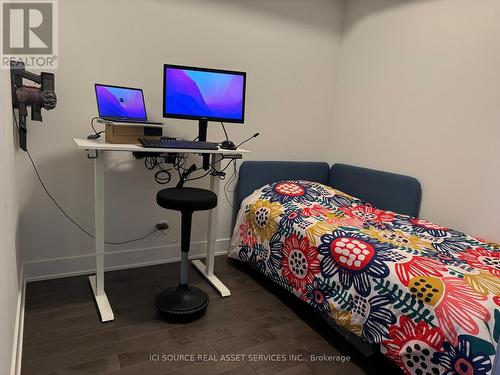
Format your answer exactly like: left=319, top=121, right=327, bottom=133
left=163, top=64, right=246, bottom=142
left=95, top=84, right=147, bottom=121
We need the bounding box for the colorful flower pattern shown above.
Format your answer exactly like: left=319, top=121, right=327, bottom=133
left=282, top=234, right=320, bottom=292
left=247, top=199, right=282, bottom=241
left=432, top=336, right=493, bottom=375
left=459, top=248, right=500, bottom=277
left=382, top=316, right=445, bottom=375
left=304, top=278, right=334, bottom=313
left=318, top=230, right=394, bottom=297
left=228, top=180, right=500, bottom=375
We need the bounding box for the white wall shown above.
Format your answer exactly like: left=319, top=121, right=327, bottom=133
left=0, top=70, right=22, bottom=373
left=20, top=0, right=500, bottom=280
left=331, top=0, right=500, bottom=242
left=20, top=0, right=345, bottom=279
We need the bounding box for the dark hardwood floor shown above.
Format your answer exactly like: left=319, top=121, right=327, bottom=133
left=22, top=256, right=402, bottom=375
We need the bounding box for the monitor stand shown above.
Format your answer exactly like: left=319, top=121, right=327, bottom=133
left=198, top=119, right=210, bottom=170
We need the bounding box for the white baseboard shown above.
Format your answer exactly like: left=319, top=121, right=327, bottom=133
left=11, top=267, right=25, bottom=375
left=23, top=238, right=230, bottom=282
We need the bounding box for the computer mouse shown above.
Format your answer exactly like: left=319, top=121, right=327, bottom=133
left=220, top=140, right=237, bottom=150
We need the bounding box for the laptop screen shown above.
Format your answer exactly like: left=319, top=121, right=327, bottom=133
left=95, top=84, right=147, bottom=120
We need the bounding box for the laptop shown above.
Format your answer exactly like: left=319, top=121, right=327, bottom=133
left=95, top=84, right=163, bottom=125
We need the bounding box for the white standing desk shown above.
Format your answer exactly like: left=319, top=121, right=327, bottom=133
left=73, top=138, right=249, bottom=322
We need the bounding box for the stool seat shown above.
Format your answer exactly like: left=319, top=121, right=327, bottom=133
left=156, top=187, right=217, bottom=212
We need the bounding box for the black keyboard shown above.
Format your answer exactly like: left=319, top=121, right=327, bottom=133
left=138, top=138, right=219, bottom=150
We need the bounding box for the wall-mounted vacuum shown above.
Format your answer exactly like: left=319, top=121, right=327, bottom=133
left=10, top=61, right=57, bottom=151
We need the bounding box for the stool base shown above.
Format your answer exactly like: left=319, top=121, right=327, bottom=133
left=156, top=284, right=208, bottom=319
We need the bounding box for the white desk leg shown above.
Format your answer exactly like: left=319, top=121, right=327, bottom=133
left=89, top=150, right=114, bottom=322
left=192, top=154, right=231, bottom=297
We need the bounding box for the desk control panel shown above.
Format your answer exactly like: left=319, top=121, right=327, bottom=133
left=221, top=153, right=242, bottom=159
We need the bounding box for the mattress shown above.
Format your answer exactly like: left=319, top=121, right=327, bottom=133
left=228, top=180, right=500, bottom=375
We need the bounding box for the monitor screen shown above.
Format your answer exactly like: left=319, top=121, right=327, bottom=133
left=163, top=65, right=246, bottom=123
left=95, top=84, right=147, bottom=120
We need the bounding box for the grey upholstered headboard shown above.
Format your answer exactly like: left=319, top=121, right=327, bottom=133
left=329, top=163, right=422, bottom=218
left=232, top=161, right=422, bottom=225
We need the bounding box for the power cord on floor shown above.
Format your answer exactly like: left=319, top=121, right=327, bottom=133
left=13, top=110, right=160, bottom=245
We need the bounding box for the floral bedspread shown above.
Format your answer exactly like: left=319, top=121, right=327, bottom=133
left=228, top=180, right=500, bottom=375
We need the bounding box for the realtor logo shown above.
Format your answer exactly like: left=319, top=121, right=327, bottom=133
left=1, top=0, right=58, bottom=69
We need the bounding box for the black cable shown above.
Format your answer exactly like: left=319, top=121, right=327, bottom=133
left=25, top=145, right=97, bottom=239
left=224, top=159, right=238, bottom=208
left=105, top=229, right=160, bottom=245
left=218, top=160, right=234, bottom=175
left=13, top=110, right=160, bottom=245
left=155, top=169, right=171, bottom=184
left=237, top=133, right=259, bottom=148
left=183, top=156, right=228, bottom=183
left=183, top=168, right=212, bottom=183
left=144, top=156, right=172, bottom=184
left=88, top=117, right=105, bottom=139
left=220, top=122, right=229, bottom=141
left=90, top=116, right=99, bottom=135
left=225, top=161, right=238, bottom=205
left=173, top=153, right=187, bottom=181
left=228, top=160, right=239, bottom=193
left=144, top=157, right=156, bottom=170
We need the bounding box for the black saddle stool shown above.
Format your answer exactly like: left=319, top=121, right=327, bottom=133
left=155, top=187, right=217, bottom=319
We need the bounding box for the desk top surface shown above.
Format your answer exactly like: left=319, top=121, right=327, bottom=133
left=73, top=138, right=250, bottom=154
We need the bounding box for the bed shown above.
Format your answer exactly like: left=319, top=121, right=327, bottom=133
left=228, top=161, right=500, bottom=375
